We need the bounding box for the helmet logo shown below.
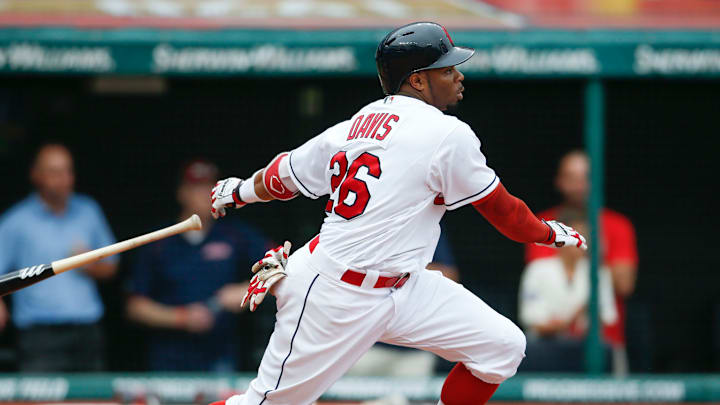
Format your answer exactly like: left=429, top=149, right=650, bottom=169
left=441, top=25, right=454, bottom=46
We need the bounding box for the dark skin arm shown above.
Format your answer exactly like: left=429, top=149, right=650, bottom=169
left=426, top=262, right=460, bottom=282
left=532, top=319, right=569, bottom=336
left=84, top=261, right=117, bottom=280
left=0, top=300, right=8, bottom=331
left=610, top=261, right=637, bottom=297
left=127, top=295, right=214, bottom=333
left=254, top=170, right=274, bottom=201
left=531, top=304, right=585, bottom=337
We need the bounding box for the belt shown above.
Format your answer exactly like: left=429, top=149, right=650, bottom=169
left=341, top=269, right=410, bottom=289
left=308, top=234, right=410, bottom=289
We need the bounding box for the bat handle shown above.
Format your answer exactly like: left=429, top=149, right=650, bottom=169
left=0, top=264, right=55, bottom=297
left=51, top=214, right=203, bottom=274
left=0, top=215, right=203, bottom=298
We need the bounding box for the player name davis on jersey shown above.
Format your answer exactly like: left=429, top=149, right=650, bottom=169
left=347, top=113, right=399, bottom=142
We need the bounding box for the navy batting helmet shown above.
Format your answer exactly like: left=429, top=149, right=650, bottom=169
left=375, top=22, right=475, bottom=95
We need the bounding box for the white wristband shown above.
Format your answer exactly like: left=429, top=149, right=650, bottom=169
left=239, top=170, right=268, bottom=203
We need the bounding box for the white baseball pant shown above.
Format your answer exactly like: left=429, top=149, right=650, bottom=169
left=231, top=239, right=526, bottom=405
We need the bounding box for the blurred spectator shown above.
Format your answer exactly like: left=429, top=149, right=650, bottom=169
left=519, top=211, right=615, bottom=372
left=521, top=215, right=617, bottom=337
left=126, top=160, right=272, bottom=372
left=347, top=231, right=458, bottom=377
left=0, top=143, right=117, bottom=371
left=525, top=150, right=637, bottom=372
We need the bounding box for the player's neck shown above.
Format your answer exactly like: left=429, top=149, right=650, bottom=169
left=396, top=88, right=432, bottom=106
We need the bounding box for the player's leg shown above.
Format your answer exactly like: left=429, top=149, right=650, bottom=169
left=231, top=245, right=396, bottom=405
left=382, top=270, right=526, bottom=405
left=436, top=362, right=499, bottom=405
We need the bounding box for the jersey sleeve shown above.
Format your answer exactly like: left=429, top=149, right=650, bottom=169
left=286, top=122, right=349, bottom=199
left=427, top=123, right=499, bottom=210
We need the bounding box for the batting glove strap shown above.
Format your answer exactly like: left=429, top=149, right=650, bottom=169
left=542, top=222, right=555, bottom=245
left=210, top=177, right=246, bottom=219
left=251, top=241, right=291, bottom=274
left=537, top=219, right=588, bottom=250
left=238, top=169, right=269, bottom=204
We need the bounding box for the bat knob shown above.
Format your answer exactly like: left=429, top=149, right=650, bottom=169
left=189, top=214, right=203, bottom=231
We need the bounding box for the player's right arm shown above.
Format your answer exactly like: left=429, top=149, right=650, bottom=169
left=211, top=124, right=339, bottom=218
left=210, top=153, right=297, bottom=219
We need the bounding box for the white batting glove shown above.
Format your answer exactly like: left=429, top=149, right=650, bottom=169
left=210, top=177, right=245, bottom=219
left=537, top=220, right=588, bottom=250
left=241, top=241, right=292, bottom=312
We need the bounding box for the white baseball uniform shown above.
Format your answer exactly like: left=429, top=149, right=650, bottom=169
left=233, top=95, right=526, bottom=405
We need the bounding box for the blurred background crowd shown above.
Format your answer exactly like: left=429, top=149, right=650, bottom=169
left=0, top=0, right=719, bottom=383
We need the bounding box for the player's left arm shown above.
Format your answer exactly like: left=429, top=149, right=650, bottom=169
left=211, top=124, right=341, bottom=218
left=472, top=183, right=586, bottom=249
left=430, top=123, right=586, bottom=250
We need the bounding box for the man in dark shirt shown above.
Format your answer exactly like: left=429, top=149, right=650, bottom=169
left=127, top=160, right=272, bottom=371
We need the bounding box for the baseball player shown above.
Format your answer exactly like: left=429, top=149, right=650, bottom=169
left=209, top=22, right=587, bottom=405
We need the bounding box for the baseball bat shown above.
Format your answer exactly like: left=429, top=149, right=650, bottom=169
left=0, top=214, right=202, bottom=297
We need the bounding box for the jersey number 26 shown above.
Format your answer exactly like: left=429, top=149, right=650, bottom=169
left=326, top=151, right=382, bottom=220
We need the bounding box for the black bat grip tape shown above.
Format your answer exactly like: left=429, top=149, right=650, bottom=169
left=0, top=264, right=55, bottom=297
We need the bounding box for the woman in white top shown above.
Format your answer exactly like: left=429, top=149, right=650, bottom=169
left=519, top=219, right=617, bottom=340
